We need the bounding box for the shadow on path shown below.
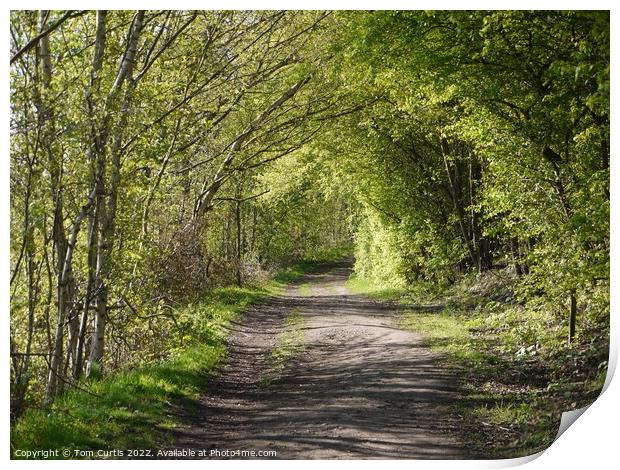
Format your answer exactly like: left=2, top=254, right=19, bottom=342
left=166, top=260, right=471, bottom=459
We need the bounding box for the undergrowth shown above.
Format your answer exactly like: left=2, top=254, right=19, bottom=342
left=11, top=261, right=315, bottom=459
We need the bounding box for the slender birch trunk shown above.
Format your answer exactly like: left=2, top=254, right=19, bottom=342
left=87, top=11, right=145, bottom=375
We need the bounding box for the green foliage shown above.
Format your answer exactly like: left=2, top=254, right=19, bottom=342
left=345, top=274, right=406, bottom=301
left=11, top=259, right=320, bottom=456
left=252, top=151, right=355, bottom=266
left=10, top=10, right=609, bottom=458
left=327, top=10, right=609, bottom=368
left=12, top=328, right=228, bottom=456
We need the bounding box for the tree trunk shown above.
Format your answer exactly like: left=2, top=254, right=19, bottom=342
left=74, top=208, right=98, bottom=379
left=478, top=238, right=492, bottom=272
left=250, top=206, right=258, bottom=256
left=568, top=291, right=577, bottom=345
left=440, top=138, right=477, bottom=267
left=87, top=11, right=144, bottom=376
left=38, top=9, right=76, bottom=403
left=510, top=237, right=523, bottom=276
left=235, top=198, right=243, bottom=286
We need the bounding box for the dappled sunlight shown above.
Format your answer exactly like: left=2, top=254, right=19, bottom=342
left=169, top=261, right=470, bottom=459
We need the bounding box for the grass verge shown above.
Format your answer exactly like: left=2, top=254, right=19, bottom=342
left=347, top=273, right=608, bottom=459
left=11, top=265, right=312, bottom=459
left=345, top=275, right=405, bottom=301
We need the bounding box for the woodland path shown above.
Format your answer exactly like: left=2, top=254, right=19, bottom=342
left=166, top=260, right=471, bottom=459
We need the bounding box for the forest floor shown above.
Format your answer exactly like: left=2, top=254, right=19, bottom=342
left=165, top=260, right=472, bottom=459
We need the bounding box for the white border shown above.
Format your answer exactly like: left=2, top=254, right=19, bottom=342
left=3, top=2, right=617, bottom=469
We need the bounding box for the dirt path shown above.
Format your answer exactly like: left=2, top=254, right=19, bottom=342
left=167, top=260, right=470, bottom=459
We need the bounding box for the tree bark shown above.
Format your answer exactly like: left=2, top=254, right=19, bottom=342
left=440, top=138, right=477, bottom=268
left=568, top=291, right=577, bottom=345
left=74, top=207, right=98, bottom=379
left=510, top=237, right=523, bottom=277
left=88, top=11, right=145, bottom=376
left=38, top=9, right=78, bottom=403
left=235, top=198, right=243, bottom=286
